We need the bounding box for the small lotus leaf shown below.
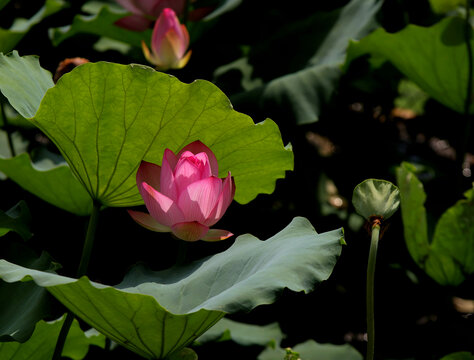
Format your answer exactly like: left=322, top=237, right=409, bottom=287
left=0, top=217, right=343, bottom=359
left=352, top=179, right=400, bottom=221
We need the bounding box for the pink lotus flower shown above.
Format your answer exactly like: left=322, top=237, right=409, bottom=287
left=115, top=0, right=186, bottom=31
left=128, top=141, right=235, bottom=242
left=141, top=8, right=191, bottom=70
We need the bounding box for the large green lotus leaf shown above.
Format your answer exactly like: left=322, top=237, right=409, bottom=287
left=0, top=153, right=92, bottom=216
left=255, top=0, right=381, bottom=124
left=196, top=318, right=284, bottom=347
left=29, top=61, right=292, bottom=206
left=345, top=16, right=474, bottom=114
left=0, top=0, right=66, bottom=53
left=258, top=340, right=362, bottom=360
left=0, top=51, right=54, bottom=119
left=0, top=315, right=105, bottom=360
left=396, top=163, right=471, bottom=286
left=0, top=201, right=31, bottom=239
left=0, top=217, right=343, bottom=359
left=0, top=249, right=54, bottom=343
left=49, top=2, right=151, bottom=47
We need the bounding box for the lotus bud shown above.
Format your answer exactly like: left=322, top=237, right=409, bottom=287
left=141, top=8, right=191, bottom=70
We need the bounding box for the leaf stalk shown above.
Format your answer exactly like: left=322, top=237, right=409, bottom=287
left=52, top=201, right=101, bottom=360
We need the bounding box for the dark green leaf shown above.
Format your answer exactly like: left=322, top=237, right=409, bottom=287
left=258, top=340, right=363, bottom=360
left=0, top=201, right=31, bottom=239
left=0, top=153, right=92, bottom=216
left=397, top=163, right=473, bottom=286
left=429, top=0, right=466, bottom=13
left=0, top=0, right=11, bottom=12
left=0, top=315, right=105, bottom=360
left=258, top=0, right=382, bottom=124
left=167, top=348, right=198, bottom=360
left=49, top=2, right=150, bottom=47
left=345, top=16, right=474, bottom=114
left=196, top=318, right=284, bottom=347
left=0, top=250, right=53, bottom=342
left=440, top=352, right=474, bottom=360
left=0, top=0, right=66, bottom=53
left=0, top=217, right=343, bottom=359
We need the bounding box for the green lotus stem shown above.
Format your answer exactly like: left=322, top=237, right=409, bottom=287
left=76, top=202, right=101, bottom=277
left=366, top=223, right=380, bottom=360
left=52, top=202, right=101, bottom=360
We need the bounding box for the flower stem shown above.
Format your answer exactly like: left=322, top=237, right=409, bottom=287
left=52, top=201, right=101, bottom=360
left=366, top=223, right=380, bottom=360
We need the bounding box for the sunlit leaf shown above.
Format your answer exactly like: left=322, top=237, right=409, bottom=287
left=0, top=51, right=54, bottom=119
left=345, top=16, right=474, bottom=114
left=0, top=153, right=92, bottom=216
left=0, top=315, right=105, bottom=360
left=196, top=318, right=284, bottom=347
left=30, top=61, right=291, bottom=206
left=258, top=340, right=363, bottom=360
left=395, top=163, right=431, bottom=265
left=396, top=163, right=473, bottom=286
left=0, top=217, right=343, bottom=359
left=0, top=0, right=66, bottom=53
left=0, top=201, right=31, bottom=239
left=394, top=79, right=429, bottom=115
left=430, top=184, right=474, bottom=277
